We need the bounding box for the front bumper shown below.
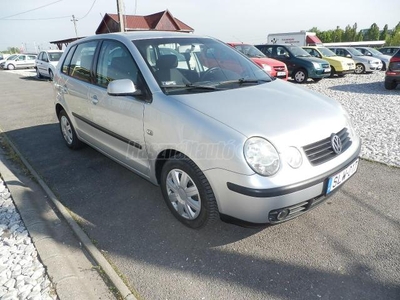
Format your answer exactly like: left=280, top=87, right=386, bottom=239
left=309, top=67, right=331, bottom=79
left=205, top=142, right=361, bottom=224
left=366, top=62, right=383, bottom=72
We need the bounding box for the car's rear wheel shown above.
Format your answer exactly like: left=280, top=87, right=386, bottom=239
left=355, top=63, right=365, bottom=74
left=36, top=68, right=43, bottom=79
left=7, top=64, right=15, bottom=70
left=59, top=110, right=83, bottom=149
left=384, top=80, right=397, bottom=90
left=49, top=70, right=54, bottom=81
left=293, top=69, right=308, bottom=83
left=160, top=153, right=219, bottom=229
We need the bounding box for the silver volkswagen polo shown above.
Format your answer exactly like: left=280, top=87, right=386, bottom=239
left=54, top=32, right=361, bottom=229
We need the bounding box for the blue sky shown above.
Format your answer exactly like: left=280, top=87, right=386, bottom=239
left=1, top=0, right=399, bottom=52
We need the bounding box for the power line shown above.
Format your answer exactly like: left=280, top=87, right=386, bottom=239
left=0, top=0, right=63, bottom=20
left=0, top=16, right=70, bottom=21
left=78, top=0, right=98, bottom=20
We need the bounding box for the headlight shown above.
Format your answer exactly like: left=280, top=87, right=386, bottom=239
left=312, top=62, right=322, bottom=69
left=261, top=64, right=272, bottom=72
left=285, top=147, right=303, bottom=169
left=244, top=137, right=280, bottom=176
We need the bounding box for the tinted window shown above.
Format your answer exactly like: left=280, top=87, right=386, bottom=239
left=96, top=40, right=139, bottom=88
left=62, top=46, right=76, bottom=75
left=48, top=52, right=63, bottom=61
left=38, top=52, right=43, bottom=60
left=69, top=41, right=98, bottom=83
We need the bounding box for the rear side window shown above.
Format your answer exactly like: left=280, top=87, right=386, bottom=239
left=62, top=46, right=77, bottom=75
left=64, top=41, right=98, bottom=83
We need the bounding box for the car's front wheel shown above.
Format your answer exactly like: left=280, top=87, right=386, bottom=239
left=355, top=63, right=365, bottom=74
left=49, top=69, right=54, bottom=81
left=7, top=64, right=15, bottom=70
left=58, top=110, right=83, bottom=149
left=293, top=69, right=308, bottom=83
left=160, top=153, right=219, bottom=229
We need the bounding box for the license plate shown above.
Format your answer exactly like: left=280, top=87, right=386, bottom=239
left=324, top=68, right=331, bottom=73
left=277, top=71, right=286, bottom=76
left=326, top=159, right=359, bottom=194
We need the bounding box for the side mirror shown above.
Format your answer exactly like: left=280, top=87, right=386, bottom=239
left=107, top=79, right=142, bottom=96
left=346, top=54, right=352, bottom=58
left=366, top=52, right=372, bottom=56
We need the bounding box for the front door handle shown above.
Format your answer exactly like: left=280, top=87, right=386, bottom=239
left=91, top=94, right=99, bottom=104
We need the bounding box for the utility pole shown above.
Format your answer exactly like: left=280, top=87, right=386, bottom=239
left=71, top=15, right=78, bottom=37
left=116, top=0, right=125, bottom=32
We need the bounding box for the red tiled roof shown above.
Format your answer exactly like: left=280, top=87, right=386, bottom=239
left=105, top=10, right=193, bottom=32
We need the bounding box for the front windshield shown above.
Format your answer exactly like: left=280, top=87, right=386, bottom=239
left=234, top=45, right=266, bottom=58
left=48, top=52, right=63, bottom=61
left=7, top=55, right=18, bottom=61
left=318, top=47, right=336, bottom=57
left=134, top=37, right=271, bottom=95
left=365, top=47, right=381, bottom=55
left=347, top=48, right=364, bottom=56
left=287, top=46, right=311, bottom=57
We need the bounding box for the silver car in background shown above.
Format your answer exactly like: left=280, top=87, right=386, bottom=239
left=354, top=47, right=391, bottom=70
left=329, top=47, right=382, bottom=74
left=53, top=32, right=361, bottom=229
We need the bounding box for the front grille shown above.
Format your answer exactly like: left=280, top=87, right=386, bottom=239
left=273, top=66, right=285, bottom=71
left=322, top=63, right=330, bottom=68
left=303, top=128, right=351, bottom=166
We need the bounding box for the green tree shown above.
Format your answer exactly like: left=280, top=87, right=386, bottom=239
left=7, top=47, right=20, bottom=54
left=356, top=31, right=364, bottom=41
left=332, top=26, right=344, bottom=42
left=380, top=24, right=389, bottom=40
left=343, top=24, right=352, bottom=42
left=366, top=23, right=380, bottom=41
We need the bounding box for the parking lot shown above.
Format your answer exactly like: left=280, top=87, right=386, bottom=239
left=0, top=69, right=399, bottom=299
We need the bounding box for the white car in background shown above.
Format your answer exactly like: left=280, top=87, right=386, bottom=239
left=36, top=50, right=64, bottom=80
left=1, top=54, right=37, bottom=70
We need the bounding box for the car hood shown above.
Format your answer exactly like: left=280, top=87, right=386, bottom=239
left=250, top=57, right=286, bottom=68
left=172, top=80, right=347, bottom=148
left=296, top=56, right=329, bottom=64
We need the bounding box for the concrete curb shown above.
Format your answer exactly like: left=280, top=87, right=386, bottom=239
left=0, top=132, right=137, bottom=300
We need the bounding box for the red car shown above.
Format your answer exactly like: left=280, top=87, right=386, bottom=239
left=385, top=49, right=400, bottom=90
left=227, top=43, right=288, bottom=80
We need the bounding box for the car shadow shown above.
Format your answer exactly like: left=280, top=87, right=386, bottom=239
left=329, top=80, right=399, bottom=94
left=19, top=75, right=51, bottom=82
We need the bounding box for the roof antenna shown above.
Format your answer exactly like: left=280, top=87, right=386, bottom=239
left=100, top=13, right=111, bottom=33
left=233, top=36, right=243, bottom=43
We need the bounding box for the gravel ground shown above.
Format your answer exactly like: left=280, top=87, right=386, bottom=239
left=0, top=68, right=398, bottom=299
left=303, top=71, right=400, bottom=167
left=0, top=178, right=56, bottom=300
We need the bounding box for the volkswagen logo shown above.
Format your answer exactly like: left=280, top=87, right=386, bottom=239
left=331, top=134, right=342, bottom=154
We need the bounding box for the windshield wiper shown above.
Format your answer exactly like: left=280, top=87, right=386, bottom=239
left=160, top=84, right=219, bottom=91
left=217, top=78, right=271, bottom=86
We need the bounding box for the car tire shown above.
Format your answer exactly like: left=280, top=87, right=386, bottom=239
left=160, top=153, right=219, bottom=229
left=381, top=62, right=386, bottom=71
left=293, top=69, right=308, bottom=83
left=7, top=64, right=15, bottom=70
left=36, top=68, right=43, bottom=79
left=330, top=66, right=336, bottom=77
left=49, top=70, right=54, bottom=81
left=58, top=110, right=83, bottom=149
left=355, top=63, right=365, bottom=74
left=384, top=80, right=397, bottom=90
